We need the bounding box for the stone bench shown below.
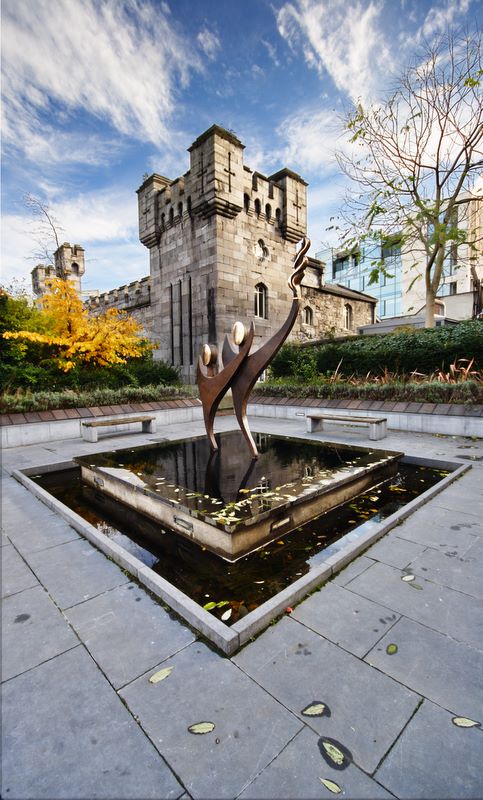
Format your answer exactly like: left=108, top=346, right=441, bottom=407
left=81, top=415, right=156, bottom=443
left=306, top=413, right=387, bottom=441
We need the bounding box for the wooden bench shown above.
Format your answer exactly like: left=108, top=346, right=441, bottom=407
left=81, top=415, right=156, bottom=443
left=306, top=413, right=387, bottom=440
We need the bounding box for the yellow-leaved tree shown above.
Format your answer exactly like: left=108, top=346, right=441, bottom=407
left=3, top=279, right=152, bottom=371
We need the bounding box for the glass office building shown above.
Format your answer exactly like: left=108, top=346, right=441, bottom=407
left=316, top=238, right=403, bottom=318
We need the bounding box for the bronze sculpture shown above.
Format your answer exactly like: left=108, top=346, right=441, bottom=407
left=197, top=236, right=310, bottom=458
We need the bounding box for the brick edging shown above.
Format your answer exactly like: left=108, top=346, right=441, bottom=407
left=0, top=398, right=201, bottom=427
left=249, top=396, right=483, bottom=418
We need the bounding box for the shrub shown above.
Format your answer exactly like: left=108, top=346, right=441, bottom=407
left=270, top=320, right=483, bottom=379
left=253, top=379, right=482, bottom=404
left=0, top=384, right=197, bottom=414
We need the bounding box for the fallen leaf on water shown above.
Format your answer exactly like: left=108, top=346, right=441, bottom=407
left=188, top=722, right=215, bottom=735
left=148, top=665, right=173, bottom=684
left=203, top=601, right=217, bottom=611
left=221, top=608, right=232, bottom=622
left=452, top=717, right=480, bottom=728
left=319, top=778, right=342, bottom=794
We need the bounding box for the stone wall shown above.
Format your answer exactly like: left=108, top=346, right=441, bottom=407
left=86, top=276, right=155, bottom=339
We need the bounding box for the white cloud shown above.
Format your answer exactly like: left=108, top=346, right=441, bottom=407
left=276, top=0, right=394, bottom=105
left=261, top=39, right=281, bottom=66
left=419, top=0, right=471, bottom=40
left=1, top=0, right=203, bottom=164
left=277, top=108, right=345, bottom=174
left=197, top=28, right=221, bottom=60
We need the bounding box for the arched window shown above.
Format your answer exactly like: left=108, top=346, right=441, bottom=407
left=187, top=196, right=192, bottom=215
left=254, top=283, right=268, bottom=319
left=275, top=208, right=281, bottom=225
left=244, top=193, right=250, bottom=213
left=254, top=198, right=261, bottom=218
left=303, top=306, right=313, bottom=325
left=169, top=207, right=174, bottom=225
left=265, top=203, right=272, bottom=221
left=71, top=262, right=79, bottom=275
left=178, top=201, right=183, bottom=218
left=344, top=303, right=353, bottom=330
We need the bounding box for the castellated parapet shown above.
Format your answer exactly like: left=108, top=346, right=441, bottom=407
left=31, top=243, right=85, bottom=296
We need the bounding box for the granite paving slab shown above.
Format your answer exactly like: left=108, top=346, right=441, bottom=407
left=1, top=544, right=39, bottom=598
left=332, top=555, right=375, bottom=586
left=2, top=499, right=80, bottom=553
left=365, top=616, right=483, bottom=720
left=238, top=726, right=392, bottom=799
left=233, top=617, right=420, bottom=774
left=347, top=560, right=483, bottom=650
left=394, top=503, right=479, bottom=554
left=26, top=538, right=129, bottom=610
left=120, top=641, right=303, bottom=800
left=408, top=545, right=483, bottom=599
left=1, top=646, right=183, bottom=800
left=291, top=583, right=400, bottom=658
left=2, top=585, right=79, bottom=681
left=365, top=534, right=428, bottom=569
left=375, top=700, right=483, bottom=799
left=66, top=581, right=196, bottom=689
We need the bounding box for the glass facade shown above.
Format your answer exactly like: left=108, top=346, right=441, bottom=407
left=317, top=239, right=404, bottom=318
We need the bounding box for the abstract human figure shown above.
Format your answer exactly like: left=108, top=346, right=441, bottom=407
left=197, top=322, right=254, bottom=451
left=197, top=237, right=310, bottom=458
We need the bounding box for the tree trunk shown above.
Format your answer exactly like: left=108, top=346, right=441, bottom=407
left=425, top=287, right=436, bottom=328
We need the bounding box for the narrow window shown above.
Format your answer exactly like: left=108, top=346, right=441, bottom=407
left=254, top=283, right=268, bottom=319
left=275, top=207, right=281, bottom=225
left=187, top=196, right=192, bottom=215
left=244, top=193, right=250, bottom=213
left=254, top=199, right=261, bottom=218
left=161, top=213, right=165, bottom=228
left=169, top=207, right=174, bottom=225
left=303, top=306, right=313, bottom=325
left=178, top=201, right=183, bottom=218
left=265, top=203, right=272, bottom=221
left=344, top=303, right=353, bottom=330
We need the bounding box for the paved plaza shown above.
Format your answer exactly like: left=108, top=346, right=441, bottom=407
left=2, top=416, right=483, bottom=799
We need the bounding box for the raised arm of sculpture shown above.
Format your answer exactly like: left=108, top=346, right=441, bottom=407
left=228, top=237, right=310, bottom=458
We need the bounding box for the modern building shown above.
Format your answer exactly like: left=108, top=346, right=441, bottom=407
left=317, top=190, right=482, bottom=326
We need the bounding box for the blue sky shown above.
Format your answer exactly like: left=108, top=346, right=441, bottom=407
left=2, top=0, right=481, bottom=293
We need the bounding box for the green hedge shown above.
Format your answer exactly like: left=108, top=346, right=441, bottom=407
left=270, top=320, right=483, bottom=379
left=253, top=380, right=482, bottom=405
left=0, top=384, right=197, bottom=414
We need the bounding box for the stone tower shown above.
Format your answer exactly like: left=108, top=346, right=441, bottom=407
left=137, top=124, right=308, bottom=382
left=31, top=243, right=85, bottom=296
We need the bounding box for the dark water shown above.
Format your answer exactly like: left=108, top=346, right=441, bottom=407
left=34, top=443, right=447, bottom=626
left=75, top=431, right=401, bottom=529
